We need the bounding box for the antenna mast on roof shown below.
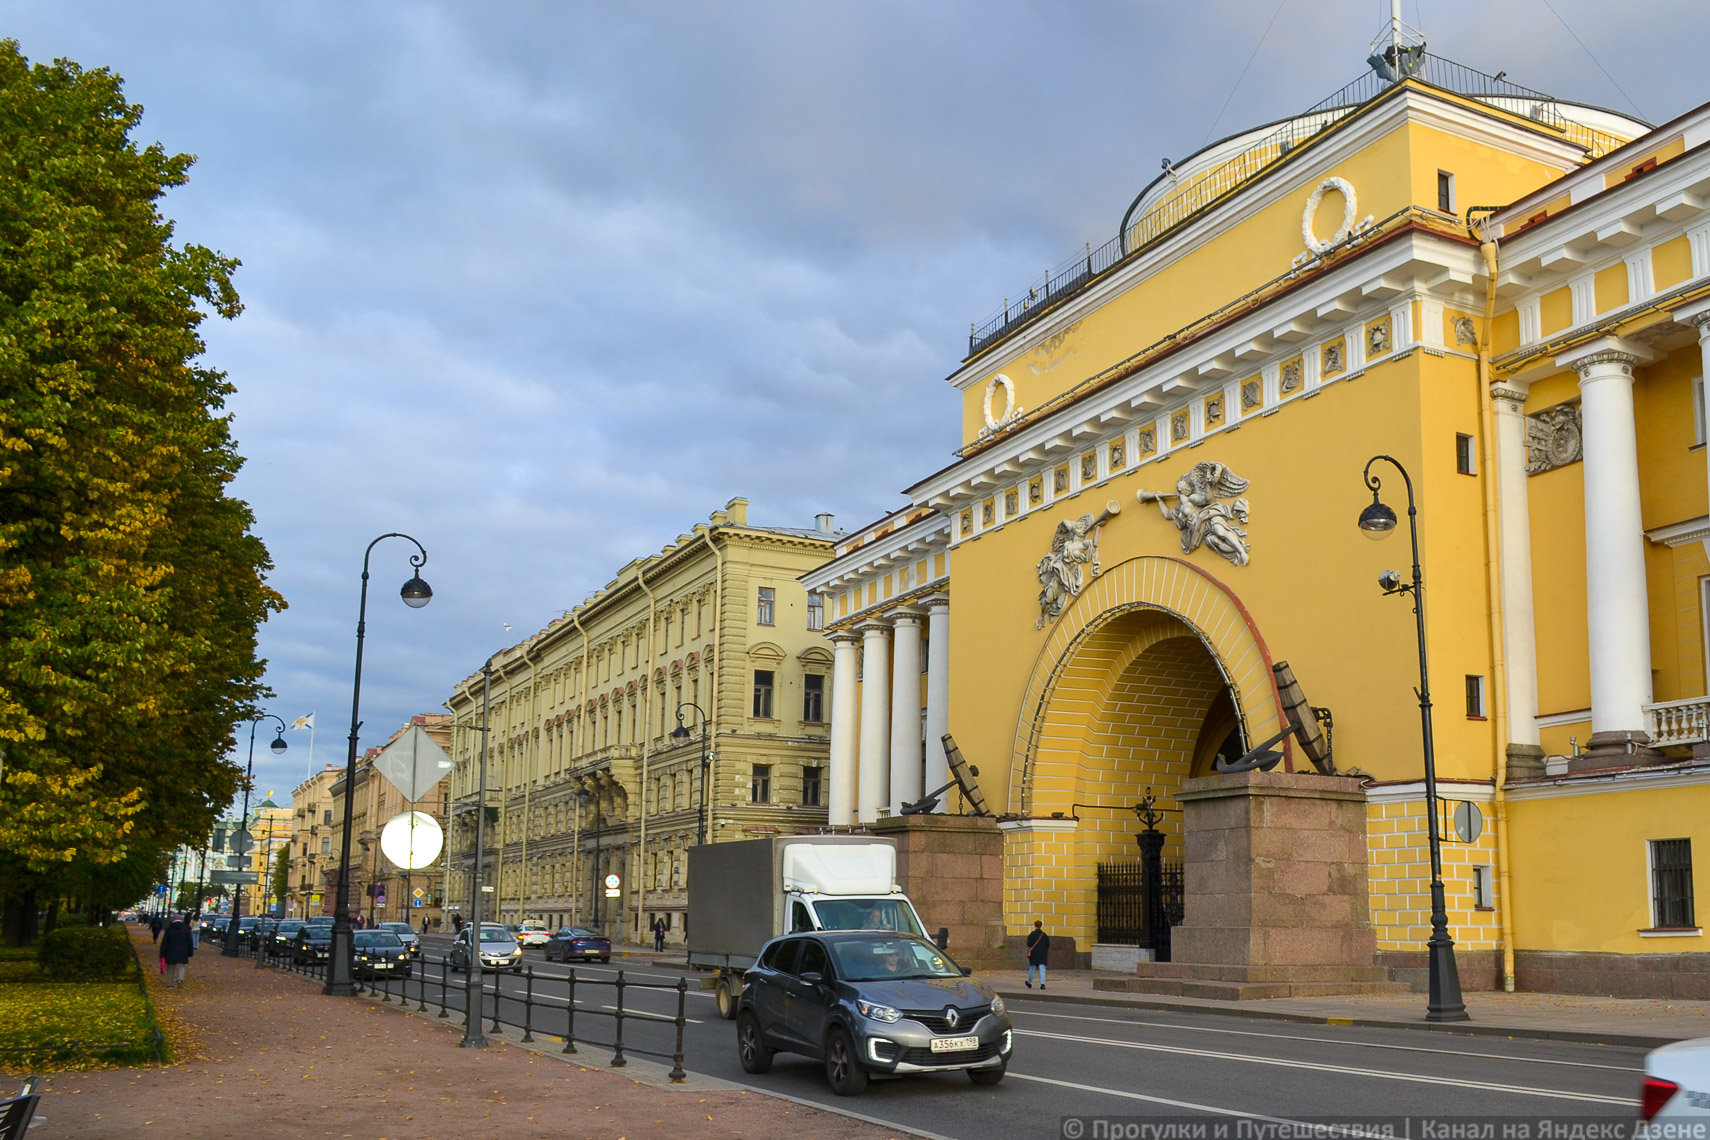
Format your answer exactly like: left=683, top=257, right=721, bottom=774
left=1367, top=0, right=1426, bottom=83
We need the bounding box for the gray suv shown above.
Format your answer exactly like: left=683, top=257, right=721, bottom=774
left=736, top=931, right=1012, bottom=1095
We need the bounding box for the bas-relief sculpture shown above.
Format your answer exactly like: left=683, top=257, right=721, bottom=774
left=1138, top=461, right=1253, bottom=567
left=1035, top=501, right=1121, bottom=629
left=1526, top=402, right=1583, bottom=475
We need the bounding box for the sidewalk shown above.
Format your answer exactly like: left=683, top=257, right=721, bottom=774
left=982, top=967, right=1710, bottom=1048
left=29, top=930, right=902, bottom=1140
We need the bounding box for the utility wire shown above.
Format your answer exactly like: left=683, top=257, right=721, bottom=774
left=1201, top=0, right=1288, bottom=148
left=1536, top=0, right=1646, bottom=121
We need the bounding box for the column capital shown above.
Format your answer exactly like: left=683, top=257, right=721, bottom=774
left=1489, top=383, right=1529, bottom=411
left=828, top=629, right=862, bottom=646
left=854, top=619, right=893, bottom=639
left=1555, top=336, right=1655, bottom=378
left=921, top=592, right=951, bottom=613
left=884, top=605, right=926, bottom=627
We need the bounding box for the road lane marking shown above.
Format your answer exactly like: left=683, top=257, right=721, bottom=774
left=1015, top=1028, right=1635, bottom=1105
left=1010, top=1009, right=1643, bottom=1071
left=1007, top=1073, right=1323, bottom=1127
left=598, top=1003, right=703, bottom=1024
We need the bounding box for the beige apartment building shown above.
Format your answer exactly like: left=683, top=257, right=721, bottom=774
left=445, top=498, right=839, bottom=943
left=324, top=715, right=454, bottom=927
left=286, top=765, right=343, bottom=918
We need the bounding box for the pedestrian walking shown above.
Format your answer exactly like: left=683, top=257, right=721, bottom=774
left=421, top=916, right=429, bottom=935
left=160, top=915, right=194, bottom=988
left=1025, top=919, right=1050, bottom=990
left=149, top=914, right=163, bottom=943
left=452, top=913, right=463, bottom=935
left=651, top=916, right=666, bottom=952
left=187, top=913, right=200, bottom=950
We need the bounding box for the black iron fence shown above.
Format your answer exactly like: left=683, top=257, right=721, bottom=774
left=1096, top=858, right=1184, bottom=959
left=246, top=934, right=689, bottom=1080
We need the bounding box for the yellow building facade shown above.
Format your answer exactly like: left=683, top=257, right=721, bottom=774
left=806, top=51, right=1710, bottom=994
left=445, top=498, right=838, bottom=943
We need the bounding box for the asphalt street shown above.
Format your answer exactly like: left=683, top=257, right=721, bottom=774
left=342, top=944, right=1645, bottom=1140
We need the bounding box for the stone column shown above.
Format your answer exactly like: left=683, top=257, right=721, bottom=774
left=856, top=622, right=892, bottom=823
left=1490, top=383, right=1544, bottom=780
left=887, top=611, right=925, bottom=815
left=923, top=598, right=952, bottom=809
left=827, top=632, right=861, bottom=827
left=1557, top=338, right=1656, bottom=764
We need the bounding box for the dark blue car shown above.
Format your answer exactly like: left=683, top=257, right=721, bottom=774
left=544, top=926, right=611, bottom=963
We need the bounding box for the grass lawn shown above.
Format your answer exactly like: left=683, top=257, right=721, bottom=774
left=0, top=951, right=162, bottom=1070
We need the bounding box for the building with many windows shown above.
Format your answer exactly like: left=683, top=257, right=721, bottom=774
left=445, top=498, right=839, bottom=943
left=804, top=29, right=1710, bottom=995
left=285, top=765, right=342, bottom=919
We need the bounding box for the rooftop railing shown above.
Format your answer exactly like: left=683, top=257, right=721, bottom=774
left=966, top=54, right=1635, bottom=359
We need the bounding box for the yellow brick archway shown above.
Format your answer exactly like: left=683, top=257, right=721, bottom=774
left=1006, top=555, right=1288, bottom=817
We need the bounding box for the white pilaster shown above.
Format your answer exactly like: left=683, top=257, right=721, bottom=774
left=1557, top=338, right=1656, bottom=746
left=923, top=599, right=951, bottom=810
left=1490, top=383, right=1541, bottom=748
left=827, top=632, right=861, bottom=827
left=856, top=622, right=892, bottom=823
left=887, top=611, right=924, bottom=815
left=1674, top=303, right=1710, bottom=554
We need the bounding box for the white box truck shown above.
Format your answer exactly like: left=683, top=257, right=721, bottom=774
left=687, top=835, right=930, bottom=1019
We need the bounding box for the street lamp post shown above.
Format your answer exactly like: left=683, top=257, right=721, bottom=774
left=460, top=656, right=494, bottom=1048
left=668, top=703, right=710, bottom=846
left=326, top=533, right=432, bottom=997
left=1358, top=455, right=1469, bottom=1023
left=224, top=715, right=288, bottom=956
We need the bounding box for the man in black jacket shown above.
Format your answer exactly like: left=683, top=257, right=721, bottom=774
left=159, top=915, right=194, bottom=987
left=1025, top=919, right=1049, bottom=990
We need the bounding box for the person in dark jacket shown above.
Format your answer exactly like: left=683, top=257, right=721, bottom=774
left=149, top=914, right=163, bottom=942
left=159, top=916, right=194, bottom=987
left=651, top=916, right=666, bottom=952
left=1025, top=919, right=1050, bottom=990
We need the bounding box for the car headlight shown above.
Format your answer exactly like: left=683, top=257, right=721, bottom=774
left=991, top=994, right=1006, bottom=1017
left=856, top=999, right=901, bottom=1023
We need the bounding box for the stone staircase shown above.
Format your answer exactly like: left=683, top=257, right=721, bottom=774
left=1092, top=961, right=1413, bottom=1000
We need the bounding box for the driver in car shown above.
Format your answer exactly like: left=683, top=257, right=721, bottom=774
left=876, top=946, right=909, bottom=977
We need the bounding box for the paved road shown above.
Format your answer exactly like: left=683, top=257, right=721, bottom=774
left=346, top=947, right=1646, bottom=1140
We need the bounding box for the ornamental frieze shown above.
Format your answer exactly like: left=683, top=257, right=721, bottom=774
left=1526, top=402, right=1582, bottom=475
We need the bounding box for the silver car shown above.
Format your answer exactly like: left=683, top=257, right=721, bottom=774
left=736, top=931, right=1012, bottom=1095
left=449, top=924, right=523, bottom=974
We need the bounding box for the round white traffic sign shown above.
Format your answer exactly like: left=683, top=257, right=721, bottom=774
left=604, top=873, right=621, bottom=890
left=379, top=811, right=444, bottom=870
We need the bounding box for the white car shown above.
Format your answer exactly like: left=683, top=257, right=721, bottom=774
left=1643, top=1037, right=1710, bottom=1122
left=514, top=922, right=551, bottom=947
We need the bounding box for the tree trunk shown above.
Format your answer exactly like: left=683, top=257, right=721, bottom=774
left=43, top=898, right=60, bottom=935
left=2, top=888, right=39, bottom=947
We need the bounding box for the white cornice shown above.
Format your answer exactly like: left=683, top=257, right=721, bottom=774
left=1363, top=780, right=1496, bottom=805
left=1648, top=516, right=1710, bottom=548
left=802, top=512, right=949, bottom=593
left=1503, top=761, right=1710, bottom=801
left=948, top=86, right=1585, bottom=392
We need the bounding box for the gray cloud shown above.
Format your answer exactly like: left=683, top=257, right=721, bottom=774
left=5, top=0, right=1705, bottom=802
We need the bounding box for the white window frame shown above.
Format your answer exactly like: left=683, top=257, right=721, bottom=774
left=1471, top=864, right=1493, bottom=909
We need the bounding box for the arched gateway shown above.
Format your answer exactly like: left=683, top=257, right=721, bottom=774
left=1000, top=556, right=1294, bottom=954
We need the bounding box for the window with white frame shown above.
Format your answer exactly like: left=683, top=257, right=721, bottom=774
left=1650, top=838, right=1696, bottom=929
left=1472, top=865, right=1494, bottom=909
left=1693, top=376, right=1706, bottom=447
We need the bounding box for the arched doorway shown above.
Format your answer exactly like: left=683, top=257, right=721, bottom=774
left=1001, top=556, right=1286, bottom=954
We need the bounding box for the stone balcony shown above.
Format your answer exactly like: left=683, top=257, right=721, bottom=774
left=1646, top=696, right=1710, bottom=750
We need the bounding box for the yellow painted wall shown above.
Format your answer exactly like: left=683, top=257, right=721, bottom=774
left=1538, top=287, right=1572, bottom=338
left=1367, top=798, right=1502, bottom=951
left=1653, top=235, right=1694, bottom=291
left=1508, top=784, right=1710, bottom=953
left=1635, top=346, right=1708, bottom=531
left=1594, top=263, right=1629, bottom=314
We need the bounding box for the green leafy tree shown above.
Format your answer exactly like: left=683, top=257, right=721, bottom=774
left=0, top=41, right=283, bottom=942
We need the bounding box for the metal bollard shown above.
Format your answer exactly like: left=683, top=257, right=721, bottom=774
left=611, top=970, right=627, bottom=1067
left=562, top=970, right=578, bottom=1054
left=416, top=961, right=428, bottom=1012
left=668, top=978, right=687, bottom=1083
left=437, top=958, right=450, bottom=1019
left=521, top=964, right=535, bottom=1043
left=489, top=967, right=503, bottom=1035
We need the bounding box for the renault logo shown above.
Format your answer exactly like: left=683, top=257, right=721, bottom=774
left=943, top=1006, right=959, bottom=1029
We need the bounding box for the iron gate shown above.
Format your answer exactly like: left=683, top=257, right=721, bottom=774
left=1096, top=858, right=1183, bottom=961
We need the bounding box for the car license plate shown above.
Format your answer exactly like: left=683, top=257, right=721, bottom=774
left=930, top=1035, right=979, bottom=1053
left=583, top=950, right=600, bottom=956
left=374, top=962, right=391, bottom=969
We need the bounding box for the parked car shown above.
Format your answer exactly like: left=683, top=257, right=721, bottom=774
left=449, top=924, right=523, bottom=973
left=236, top=917, right=261, bottom=947
left=735, top=931, right=1011, bottom=1096
left=1643, top=1037, right=1710, bottom=1121
left=544, top=926, right=611, bottom=963
left=269, top=920, right=306, bottom=956
left=377, top=922, right=421, bottom=958
left=352, top=931, right=413, bottom=980
left=292, top=924, right=333, bottom=966
left=515, top=921, right=551, bottom=947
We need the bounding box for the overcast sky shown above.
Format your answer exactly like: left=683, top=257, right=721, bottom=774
left=6, top=1, right=1706, bottom=809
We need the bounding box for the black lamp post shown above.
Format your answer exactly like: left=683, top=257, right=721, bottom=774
left=1359, top=455, right=1469, bottom=1023
left=224, top=714, right=287, bottom=956
left=460, top=655, right=494, bottom=1048
left=669, top=702, right=710, bottom=846
left=326, top=533, right=432, bottom=997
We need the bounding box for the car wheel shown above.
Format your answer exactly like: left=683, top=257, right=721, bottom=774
left=599, top=956, right=610, bottom=964
left=969, top=1062, right=1006, bottom=1086
left=824, top=1026, right=869, bottom=1096
left=715, top=980, right=738, bottom=1021
left=737, top=1012, right=773, bottom=1074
